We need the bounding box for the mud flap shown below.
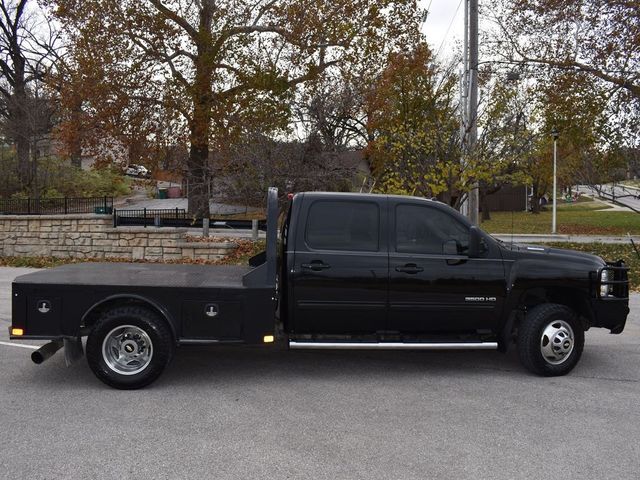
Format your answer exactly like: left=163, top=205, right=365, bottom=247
left=498, top=311, right=518, bottom=353
left=64, top=338, right=84, bottom=367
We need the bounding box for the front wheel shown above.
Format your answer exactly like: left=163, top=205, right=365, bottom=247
left=517, top=303, right=584, bottom=376
left=86, top=306, right=174, bottom=389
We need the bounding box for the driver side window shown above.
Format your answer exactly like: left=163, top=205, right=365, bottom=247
left=395, top=204, right=470, bottom=255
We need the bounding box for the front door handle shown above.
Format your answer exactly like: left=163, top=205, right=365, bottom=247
left=301, top=261, right=331, bottom=271
left=395, top=263, right=424, bottom=274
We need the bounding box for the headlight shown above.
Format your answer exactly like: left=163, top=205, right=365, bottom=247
left=600, top=269, right=613, bottom=297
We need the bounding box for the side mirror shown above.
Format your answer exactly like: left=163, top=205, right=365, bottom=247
left=443, top=240, right=459, bottom=255
left=468, top=226, right=482, bottom=258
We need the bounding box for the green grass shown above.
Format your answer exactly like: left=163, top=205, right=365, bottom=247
left=482, top=200, right=640, bottom=235
left=621, top=179, right=640, bottom=188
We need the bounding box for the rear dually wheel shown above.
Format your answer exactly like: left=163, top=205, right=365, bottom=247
left=86, top=306, right=174, bottom=389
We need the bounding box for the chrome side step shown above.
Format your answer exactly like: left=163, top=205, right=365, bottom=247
left=289, top=341, right=498, bottom=350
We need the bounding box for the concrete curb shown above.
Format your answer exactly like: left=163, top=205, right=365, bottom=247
left=493, top=234, right=639, bottom=244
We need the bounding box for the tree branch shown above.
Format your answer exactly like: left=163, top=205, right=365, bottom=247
left=149, top=0, right=198, bottom=41
left=130, top=94, right=190, bottom=124
left=0, top=81, right=10, bottom=98
left=126, top=32, right=190, bottom=87
left=0, top=57, right=15, bottom=86
left=519, top=56, right=639, bottom=98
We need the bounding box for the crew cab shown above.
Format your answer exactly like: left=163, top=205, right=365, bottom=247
left=9, top=188, right=630, bottom=389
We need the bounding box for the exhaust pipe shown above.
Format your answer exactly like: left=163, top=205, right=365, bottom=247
left=31, top=340, right=64, bottom=364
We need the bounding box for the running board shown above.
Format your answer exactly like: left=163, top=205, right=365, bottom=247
left=289, top=341, right=498, bottom=350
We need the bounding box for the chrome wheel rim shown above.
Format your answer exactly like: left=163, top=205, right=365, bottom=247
left=540, top=320, right=574, bottom=365
left=102, top=325, right=153, bottom=375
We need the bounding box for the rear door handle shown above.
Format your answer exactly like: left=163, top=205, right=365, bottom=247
left=301, top=261, right=331, bottom=271
left=395, top=263, right=424, bottom=274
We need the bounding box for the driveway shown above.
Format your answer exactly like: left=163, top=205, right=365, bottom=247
left=0, top=267, right=638, bottom=479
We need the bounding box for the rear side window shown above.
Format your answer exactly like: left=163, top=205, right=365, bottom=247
left=396, top=204, right=470, bottom=254
left=306, top=200, right=379, bottom=251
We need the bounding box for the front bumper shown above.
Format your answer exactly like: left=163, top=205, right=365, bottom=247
left=591, top=299, right=630, bottom=333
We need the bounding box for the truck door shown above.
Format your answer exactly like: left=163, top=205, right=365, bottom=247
left=387, top=201, right=506, bottom=333
left=291, top=196, right=388, bottom=334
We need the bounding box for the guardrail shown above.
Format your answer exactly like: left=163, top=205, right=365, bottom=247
left=0, top=196, right=113, bottom=215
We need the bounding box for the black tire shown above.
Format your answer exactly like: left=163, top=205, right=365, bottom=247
left=86, top=306, right=174, bottom=389
left=517, top=303, right=584, bottom=376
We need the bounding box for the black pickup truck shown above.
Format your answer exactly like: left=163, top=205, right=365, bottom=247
left=10, top=188, right=630, bottom=389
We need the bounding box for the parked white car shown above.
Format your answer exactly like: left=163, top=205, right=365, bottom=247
left=124, top=164, right=150, bottom=178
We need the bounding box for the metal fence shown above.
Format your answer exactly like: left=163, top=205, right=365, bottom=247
left=113, top=208, right=188, bottom=227
left=0, top=196, right=113, bottom=215
left=113, top=208, right=266, bottom=230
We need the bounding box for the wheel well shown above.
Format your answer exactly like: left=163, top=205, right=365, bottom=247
left=517, top=287, right=593, bottom=329
left=500, top=287, right=593, bottom=352
left=80, top=296, right=176, bottom=341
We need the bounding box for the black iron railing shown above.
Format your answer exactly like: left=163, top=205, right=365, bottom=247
left=0, top=196, right=113, bottom=215
left=113, top=208, right=188, bottom=227
left=112, top=208, right=266, bottom=229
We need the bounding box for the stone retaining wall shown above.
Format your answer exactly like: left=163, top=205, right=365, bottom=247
left=0, top=214, right=235, bottom=261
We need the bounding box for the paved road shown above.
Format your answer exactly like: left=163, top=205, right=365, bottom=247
left=0, top=268, right=639, bottom=479
left=578, top=184, right=640, bottom=212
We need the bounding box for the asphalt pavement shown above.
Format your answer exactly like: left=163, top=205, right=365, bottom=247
left=0, top=267, right=639, bottom=479
left=578, top=184, right=640, bottom=212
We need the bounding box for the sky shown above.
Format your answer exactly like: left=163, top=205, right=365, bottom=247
left=419, top=0, right=465, bottom=58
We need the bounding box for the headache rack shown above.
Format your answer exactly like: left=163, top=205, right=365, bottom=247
left=591, top=260, right=629, bottom=300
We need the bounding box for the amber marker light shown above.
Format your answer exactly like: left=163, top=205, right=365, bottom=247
left=263, top=335, right=275, bottom=343
left=11, top=328, right=24, bottom=336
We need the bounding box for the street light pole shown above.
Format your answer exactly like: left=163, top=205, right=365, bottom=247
left=551, top=127, right=559, bottom=234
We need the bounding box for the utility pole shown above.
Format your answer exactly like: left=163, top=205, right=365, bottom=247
left=459, top=0, right=469, bottom=217
left=467, top=0, right=479, bottom=225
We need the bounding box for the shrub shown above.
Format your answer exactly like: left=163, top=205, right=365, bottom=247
left=1, top=153, right=132, bottom=199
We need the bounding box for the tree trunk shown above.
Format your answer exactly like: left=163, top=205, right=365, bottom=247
left=531, top=183, right=541, bottom=214
left=7, top=28, right=30, bottom=187
left=187, top=143, right=210, bottom=217
left=186, top=1, right=214, bottom=218
left=15, top=125, right=31, bottom=186
left=9, top=88, right=31, bottom=187
left=480, top=192, right=491, bottom=222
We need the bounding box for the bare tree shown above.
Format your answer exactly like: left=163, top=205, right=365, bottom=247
left=0, top=0, right=61, bottom=189
left=484, top=0, right=639, bottom=99
left=295, top=72, right=372, bottom=153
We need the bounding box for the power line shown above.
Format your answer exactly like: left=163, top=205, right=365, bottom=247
left=435, top=0, right=463, bottom=58
left=420, top=0, right=434, bottom=27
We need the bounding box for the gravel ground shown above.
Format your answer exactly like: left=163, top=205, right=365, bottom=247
left=0, top=267, right=638, bottom=480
